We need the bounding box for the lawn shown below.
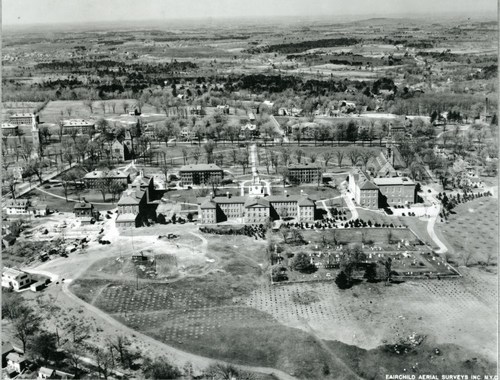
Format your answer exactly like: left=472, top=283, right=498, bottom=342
left=437, top=197, right=499, bottom=266
left=24, top=186, right=117, bottom=213
left=38, top=99, right=160, bottom=124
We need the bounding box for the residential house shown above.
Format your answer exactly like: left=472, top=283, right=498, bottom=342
left=38, top=367, right=75, bottom=380
left=6, top=352, right=27, bottom=375
left=73, top=201, right=94, bottom=218
left=2, top=268, right=32, bottom=291
left=179, top=164, right=224, bottom=186
left=28, top=204, right=48, bottom=217
left=110, top=139, right=125, bottom=162
left=2, top=342, right=15, bottom=368
left=2, top=234, right=17, bottom=248
left=4, top=199, right=30, bottom=216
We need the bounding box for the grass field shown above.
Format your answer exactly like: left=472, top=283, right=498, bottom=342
left=437, top=197, right=499, bottom=266
left=38, top=99, right=160, bottom=124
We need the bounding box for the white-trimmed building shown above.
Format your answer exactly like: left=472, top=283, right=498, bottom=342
left=2, top=268, right=32, bottom=291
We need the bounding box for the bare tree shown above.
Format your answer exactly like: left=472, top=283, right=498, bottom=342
left=347, top=149, right=360, bottom=167
left=83, top=99, right=93, bottom=113
left=295, top=149, right=304, bottom=164
left=336, top=151, right=345, bottom=168
left=121, top=101, right=130, bottom=114
left=322, top=152, right=333, bottom=167
left=192, top=147, right=201, bottom=164
left=461, top=251, right=475, bottom=267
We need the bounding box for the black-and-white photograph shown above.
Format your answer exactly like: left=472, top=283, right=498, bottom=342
left=1, top=1, right=498, bottom=379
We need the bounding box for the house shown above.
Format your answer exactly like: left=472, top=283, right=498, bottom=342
left=216, top=104, right=230, bottom=114
left=2, top=234, right=17, bottom=247
left=29, top=204, right=48, bottom=217
left=61, top=119, right=95, bottom=135
left=73, top=201, right=94, bottom=217
left=2, top=268, right=32, bottom=291
left=6, top=352, right=27, bottom=374
left=179, top=164, right=224, bottom=186
left=340, top=101, right=356, bottom=113
left=30, top=281, right=46, bottom=292
left=110, top=139, right=125, bottom=162
left=1, top=123, right=19, bottom=136
left=247, top=112, right=256, bottom=122
left=38, top=366, right=75, bottom=380
left=2, top=343, right=15, bottom=368
left=4, top=199, right=30, bottom=215
left=287, top=164, right=322, bottom=184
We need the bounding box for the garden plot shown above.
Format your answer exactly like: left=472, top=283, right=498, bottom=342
left=243, top=268, right=498, bottom=361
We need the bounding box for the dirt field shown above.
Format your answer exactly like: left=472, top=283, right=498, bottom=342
left=63, top=227, right=497, bottom=378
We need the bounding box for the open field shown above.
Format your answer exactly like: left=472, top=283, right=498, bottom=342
left=437, top=197, right=499, bottom=266
left=70, top=234, right=497, bottom=378
left=37, top=99, right=160, bottom=124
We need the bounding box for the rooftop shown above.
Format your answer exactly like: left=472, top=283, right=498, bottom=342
left=5, top=199, right=29, bottom=208
left=117, top=188, right=144, bottom=205
left=62, top=119, right=95, bottom=126
left=287, top=163, right=321, bottom=170
left=1, top=123, right=18, bottom=129
left=74, top=202, right=93, bottom=210
left=179, top=164, right=223, bottom=172
left=373, top=177, right=415, bottom=186
left=10, top=113, right=34, bottom=117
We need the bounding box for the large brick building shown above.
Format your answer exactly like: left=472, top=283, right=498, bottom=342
left=287, top=164, right=322, bottom=184
left=82, top=170, right=130, bottom=189
left=116, top=178, right=160, bottom=228
left=349, top=168, right=416, bottom=209
left=198, top=194, right=316, bottom=224
left=61, top=119, right=95, bottom=135
left=8, top=113, right=38, bottom=126
left=179, top=164, right=224, bottom=186
left=373, top=177, right=416, bottom=206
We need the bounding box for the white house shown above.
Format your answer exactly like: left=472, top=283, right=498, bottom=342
left=4, top=199, right=30, bottom=215
left=2, top=268, right=32, bottom=291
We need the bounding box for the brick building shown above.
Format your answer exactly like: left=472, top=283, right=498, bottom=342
left=179, top=164, right=223, bottom=186
left=197, top=194, right=316, bottom=224
left=61, top=119, right=95, bottom=135
left=287, top=164, right=322, bottom=184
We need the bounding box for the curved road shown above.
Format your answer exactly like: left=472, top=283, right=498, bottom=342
left=25, top=233, right=297, bottom=380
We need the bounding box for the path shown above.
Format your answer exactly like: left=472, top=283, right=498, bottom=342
left=420, top=189, right=448, bottom=254
left=34, top=187, right=114, bottom=206
left=24, top=233, right=296, bottom=380
left=317, top=200, right=333, bottom=219
left=340, top=184, right=359, bottom=221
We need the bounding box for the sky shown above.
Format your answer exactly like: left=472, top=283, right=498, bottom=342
left=2, top=0, right=498, bottom=26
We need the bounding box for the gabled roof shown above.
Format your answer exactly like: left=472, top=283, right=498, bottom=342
left=298, top=197, right=315, bottom=206
left=6, top=352, right=25, bottom=363
left=39, top=367, right=55, bottom=376
left=373, top=177, right=415, bottom=186
left=360, top=181, right=379, bottom=190
left=117, top=188, right=144, bottom=205
left=2, top=342, right=14, bottom=355
left=244, top=198, right=270, bottom=208
left=5, top=199, right=29, bottom=208
left=200, top=200, right=217, bottom=209
left=74, top=202, right=93, bottom=210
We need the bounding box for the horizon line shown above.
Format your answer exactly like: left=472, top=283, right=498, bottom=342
left=3, top=11, right=497, bottom=29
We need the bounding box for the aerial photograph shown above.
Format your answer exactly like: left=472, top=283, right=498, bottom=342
left=1, top=0, right=498, bottom=379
